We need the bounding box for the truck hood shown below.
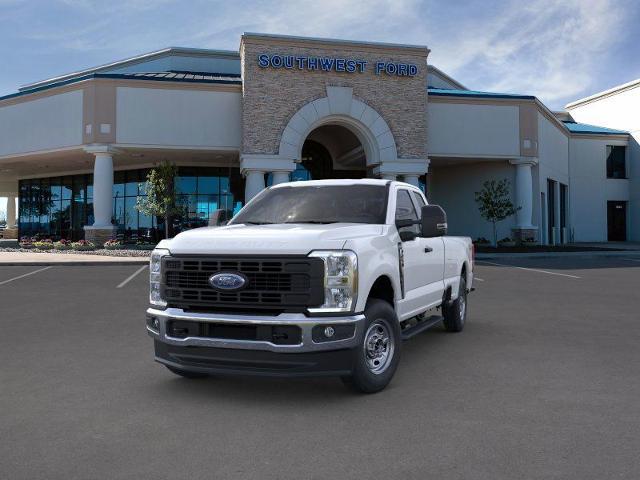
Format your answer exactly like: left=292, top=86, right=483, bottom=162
left=166, top=223, right=385, bottom=255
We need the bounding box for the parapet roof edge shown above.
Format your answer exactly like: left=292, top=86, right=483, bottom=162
left=241, top=32, right=430, bottom=55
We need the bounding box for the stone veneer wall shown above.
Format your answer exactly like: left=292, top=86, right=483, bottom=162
left=240, top=36, right=429, bottom=160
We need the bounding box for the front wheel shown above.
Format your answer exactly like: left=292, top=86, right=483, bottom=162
left=443, top=275, right=467, bottom=332
left=342, top=299, right=401, bottom=393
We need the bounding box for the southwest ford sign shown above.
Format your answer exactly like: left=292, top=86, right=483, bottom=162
left=257, top=54, right=418, bottom=77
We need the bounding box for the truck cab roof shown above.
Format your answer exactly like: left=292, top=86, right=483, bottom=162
left=269, top=178, right=420, bottom=189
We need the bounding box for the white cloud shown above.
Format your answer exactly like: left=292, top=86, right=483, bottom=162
left=2, top=0, right=635, bottom=109
left=426, top=0, right=628, bottom=107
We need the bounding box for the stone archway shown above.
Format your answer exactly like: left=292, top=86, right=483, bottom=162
left=278, top=86, right=398, bottom=166
left=240, top=85, right=429, bottom=200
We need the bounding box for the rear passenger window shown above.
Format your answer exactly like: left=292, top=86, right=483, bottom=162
left=395, top=190, right=419, bottom=235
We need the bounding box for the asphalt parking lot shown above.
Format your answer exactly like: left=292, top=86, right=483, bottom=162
left=1, top=256, right=640, bottom=479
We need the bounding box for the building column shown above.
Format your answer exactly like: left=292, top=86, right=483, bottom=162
left=6, top=195, right=16, bottom=228
left=83, top=145, right=117, bottom=245
left=271, top=171, right=290, bottom=185
left=1, top=194, right=18, bottom=240
left=510, top=157, right=538, bottom=242
left=241, top=154, right=296, bottom=202
left=373, top=158, right=429, bottom=187
left=244, top=170, right=266, bottom=202
left=403, top=175, right=420, bottom=187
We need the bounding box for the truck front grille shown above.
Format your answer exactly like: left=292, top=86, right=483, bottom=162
left=162, top=256, right=325, bottom=313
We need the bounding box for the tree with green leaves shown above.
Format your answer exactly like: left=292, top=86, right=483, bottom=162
left=136, top=161, right=182, bottom=239
left=474, top=179, right=519, bottom=246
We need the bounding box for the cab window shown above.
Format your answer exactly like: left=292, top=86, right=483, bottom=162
left=412, top=191, right=426, bottom=213
left=395, top=189, right=419, bottom=235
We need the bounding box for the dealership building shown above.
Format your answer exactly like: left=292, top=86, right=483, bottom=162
left=0, top=33, right=637, bottom=244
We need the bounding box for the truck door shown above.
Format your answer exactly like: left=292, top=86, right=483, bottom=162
left=395, top=188, right=444, bottom=318
left=410, top=190, right=445, bottom=309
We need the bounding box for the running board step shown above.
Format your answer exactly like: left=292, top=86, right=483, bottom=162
left=401, top=315, right=444, bottom=341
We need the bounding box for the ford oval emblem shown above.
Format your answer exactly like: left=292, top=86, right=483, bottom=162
left=208, top=272, right=247, bottom=291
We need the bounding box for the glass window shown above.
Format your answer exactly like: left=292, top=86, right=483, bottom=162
left=395, top=189, right=419, bottom=236
left=606, top=146, right=626, bottom=179
left=412, top=191, right=426, bottom=211
left=61, top=177, right=73, bottom=200
left=175, top=175, right=197, bottom=195
left=113, top=171, right=125, bottom=199
left=125, top=172, right=139, bottom=197
left=125, top=196, right=139, bottom=233
left=73, top=176, right=86, bottom=202
left=198, top=176, right=219, bottom=194
left=231, top=184, right=387, bottom=225
left=113, top=197, right=125, bottom=230
left=87, top=175, right=94, bottom=199
left=49, top=177, right=61, bottom=202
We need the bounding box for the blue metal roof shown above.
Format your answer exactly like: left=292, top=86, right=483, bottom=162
left=427, top=87, right=535, bottom=100
left=0, top=71, right=242, bottom=102
left=562, top=121, right=628, bottom=135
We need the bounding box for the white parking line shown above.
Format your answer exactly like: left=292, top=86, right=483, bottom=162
left=474, top=277, right=485, bottom=282
left=0, top=266, right=52, bottom=286
left=117, top=265, right=148, bottom=289
left=477, top=260, right=581, bottom=279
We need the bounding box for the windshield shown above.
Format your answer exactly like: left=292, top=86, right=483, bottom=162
left=230, top=184, right=388, bottom=225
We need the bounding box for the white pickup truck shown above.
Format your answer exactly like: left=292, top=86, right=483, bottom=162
left=147, top=179, right=474, bottom=393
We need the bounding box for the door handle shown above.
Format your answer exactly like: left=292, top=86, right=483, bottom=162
left=424, top=246, right=433, bottom=253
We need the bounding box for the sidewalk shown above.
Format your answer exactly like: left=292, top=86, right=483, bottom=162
left=0, top=251, right=149, bottom=266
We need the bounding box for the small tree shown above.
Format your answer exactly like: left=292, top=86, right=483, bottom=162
left=474, top=179, right=519, bottom=246
left=136, top=161, right=182, bottom=239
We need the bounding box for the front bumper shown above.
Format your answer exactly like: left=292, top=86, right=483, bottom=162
left=147, top=307, right=365, bottom=376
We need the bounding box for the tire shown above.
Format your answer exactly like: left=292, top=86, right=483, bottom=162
left=443, top=274, right=467, bottom=332
left=165, top=365, right=209, bottom=379
left=342, top=298, right=401, bottom=393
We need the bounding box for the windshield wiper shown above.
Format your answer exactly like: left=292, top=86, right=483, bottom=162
left=243, top=221, right=275, bottom=225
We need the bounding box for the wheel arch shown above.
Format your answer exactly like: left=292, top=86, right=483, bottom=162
left=363, top=274, right=396, bottom=308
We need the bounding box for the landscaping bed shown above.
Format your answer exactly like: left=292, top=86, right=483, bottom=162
left=0, top=247, right=152, bottom=257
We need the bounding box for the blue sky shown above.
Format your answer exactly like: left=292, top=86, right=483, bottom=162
left=1, top=0, right=639, bottom=109
left=1, top=0, right=640, bottom=215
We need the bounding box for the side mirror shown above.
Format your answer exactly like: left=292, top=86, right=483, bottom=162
left=421, top=205, right=447, bottom=237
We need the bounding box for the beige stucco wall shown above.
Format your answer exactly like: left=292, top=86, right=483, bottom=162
left=240, top=35, right=428, bottom=160
left=0, top=90, right=83, bottom=157
left=116, top=86, right=242, bottom=148
left=427, top=101, right=520, bottom=157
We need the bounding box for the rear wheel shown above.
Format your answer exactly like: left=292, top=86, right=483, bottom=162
left=443, top=275, right=467, bottom=332
left=342, top=299, right=401, bottom=393
left=165, top=365, right=209, bottom=379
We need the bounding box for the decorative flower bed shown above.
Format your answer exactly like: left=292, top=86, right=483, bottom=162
left=104, top=239, right=123, bottom=250
left=4, top=236, right=155, bottom=256
left=71, top=240, right=96, bottom=251
left=54, top=239, right=73, bottom=250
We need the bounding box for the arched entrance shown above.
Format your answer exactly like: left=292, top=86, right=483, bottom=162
left=300, top=124, right=367, bottom=180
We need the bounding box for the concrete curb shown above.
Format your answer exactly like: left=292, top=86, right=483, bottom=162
left=476, top=251, right=640, bottom=260
left=0, top=260, right=150, bottom=266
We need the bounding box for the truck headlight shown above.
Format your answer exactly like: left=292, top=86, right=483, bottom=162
left=150, top=248, right=169, bottom=307
left=308, top=250, right=358, bottom=313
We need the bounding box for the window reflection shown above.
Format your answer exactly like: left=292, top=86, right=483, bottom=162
left=18, top=166, right=245, bottom=241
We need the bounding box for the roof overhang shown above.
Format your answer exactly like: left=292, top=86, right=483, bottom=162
left=19, top=47, right=240, bottom=93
